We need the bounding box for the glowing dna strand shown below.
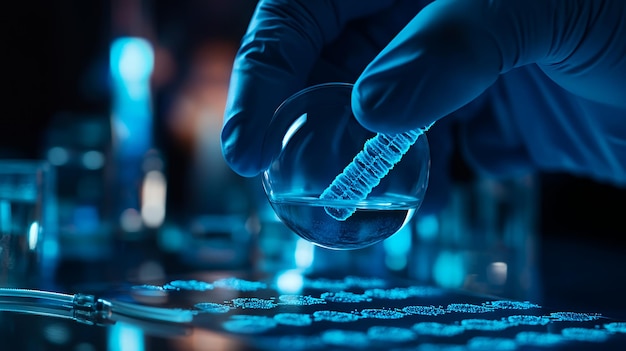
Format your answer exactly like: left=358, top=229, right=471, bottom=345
left=320, top=123, right=432, bottom=221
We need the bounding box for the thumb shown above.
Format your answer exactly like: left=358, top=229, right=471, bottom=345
left=352, top=0, right=603, bottom=133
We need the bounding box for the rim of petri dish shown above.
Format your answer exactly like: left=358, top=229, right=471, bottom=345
left=262, top=82, right=354, bottom=165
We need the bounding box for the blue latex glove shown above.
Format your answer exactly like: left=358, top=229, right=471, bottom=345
left=222, top=0, right=626, bottom=206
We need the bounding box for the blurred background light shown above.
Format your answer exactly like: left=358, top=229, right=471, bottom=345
left=28, top=221, right=40, bottom=251
left=120, top=208, right=143, bottom=233
left=295, top=238, right=314, bottom=269
left=276, top=269, right=305, bottom=294
left=110, top=37, right=154, bottom=85
left=433, top=251, right=466, bottom=289
left=47, top=146, right=70, bottom=166
left=384, top=224, right=412, bottom=271
left=416, top=214, right=439, bottom=241
left=81, top=150, right=105, bottom=170
left=141, top=170, right=167, bottom=228
left=110, top=36, right=154, bottom=158
left=487, top=261, right=508, bottom=286
left=108, top=322, right=144, bottom=351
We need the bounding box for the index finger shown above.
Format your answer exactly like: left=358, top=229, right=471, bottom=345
left=221, top=0, right=395, bottom=177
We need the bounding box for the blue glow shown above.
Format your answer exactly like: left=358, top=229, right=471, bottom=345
left=109, top=37, right=154, bottom=158
left=194, top=302, right=231, bottom=314
left=163, top=280, right=213, bottom=291
left=108, top=322, right=144, bottom=351
left=343, top=276, right=386, bottom=289
left=515, top=331, right=565, bottom=347
left=360, top=308, right=406, bottom=319
left=466, top=337, right=517, bottom=350
left=383, top=223, right=411, bottom=270
left=402, top=305, right=447, bottom=316
left=275, top=336, right=325, bottom=350
left=604, top=322, right=626, bottom=333
left=416, top=214, right=439, bottom=240
left=433, top=251, right=466, bottom=288
left=486, top=300, right=541, bottom=310
left=550, top=311, right=602, bottom=322
left=73, top=206, right=100, bottom=234
left=447, top=303, right=494, bottom=314
left=304, top=278, right=350, bottom=291
left=461, top=318, right=513, bottom=331
left=213, top=277, right=267, bottom=291
left=276, top=269, right=305, bottom=294
left=273, top=313, right=312, bottom=326
left=507, top=315, right=551, bottom=326
left=47, top=147, right=69, bottom=166
left=278, top=294, right=326, bottom=306
left=231, top=298, right=277, bottom=309
left=110, top=38, right=154, bottom=83
left=320, top=124, right=432, bottom=220
left=294, top=239, right=314, bottom=269
left=0, top=200, right=10, bottom=234
left=321, top=291, right=372, bottom=303
left=313, top=310, right=360, bottom=322
left=81, top=150, right=105, bottom=170
left=321, top=330, right=370, bottom=348
left=157, top=224, right=185, bottom=252
left=411, top=322, right=464, bottom=336
left=222, top=315, right=277, bottom=334
left=367, top=326, right=416, bottom=342
left=561, top=327, right=610, bottom=342
left=364, top=286, right=441, bottom=299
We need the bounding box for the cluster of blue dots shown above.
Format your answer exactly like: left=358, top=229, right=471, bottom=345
left=130, top=277, right=624, bottom=350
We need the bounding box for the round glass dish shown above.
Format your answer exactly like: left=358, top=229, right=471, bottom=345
left=262, top=83, right=430, bottom=250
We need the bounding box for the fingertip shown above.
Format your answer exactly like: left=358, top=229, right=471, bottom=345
left=220, top=117, right=266, bottom=178
left=351, top=79, right=415, bottom=134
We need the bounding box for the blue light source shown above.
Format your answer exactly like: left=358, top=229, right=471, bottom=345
left=109, top=37, right=155, bottom=220
left=108, top=322, right=144, bottom=351
left=109, top=37, right=154, bottom=158
left=433, top=251, right=466, bottom=288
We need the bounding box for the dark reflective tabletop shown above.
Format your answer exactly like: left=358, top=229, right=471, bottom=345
left=2, top=266, right=626, bottom=351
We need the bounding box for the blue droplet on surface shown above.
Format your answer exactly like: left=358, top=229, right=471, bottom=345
left=194, top=302, right=231, bottom=314
left=313, top=310, right=361, bottom=323
left=274, top=313, right=313, bottom=326
left=321, top=291, right=372, bottom=303
left=561, top=327, right=610, bottom=342
left=222, top=315, right=277, bottom=334
left=164, top=280, right=213, bottom=291
left=485, top=300, right=540, bottom=310
left=360, top=308, right=405, bottom=319
left=231, top=297, right=277, bottom=309
left=412, top=322, right=465, bottom=337
left=467, top=337, right=517, bottom=351
left=550, top=312, right=602, bottom=322
left=367, top=326, right=416, bottom=342
left=447, top=303, right=494, bottom=314
left=278, top=294, right=326, bottom=306
left=507, top=315, right=551, bottom=326
left=213, top=277, right=267, bottom=291
left=321, top=329, right=370, bottom=348
left=402, top=305, right=447, bottom=316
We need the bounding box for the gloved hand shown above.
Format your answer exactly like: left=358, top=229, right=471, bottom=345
left=222, top=0, right=626, bottom=207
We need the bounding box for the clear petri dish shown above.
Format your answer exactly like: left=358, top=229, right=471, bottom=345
left=262, top=83, right=430, bottom=250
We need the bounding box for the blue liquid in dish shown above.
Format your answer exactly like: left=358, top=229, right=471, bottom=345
left=269, top=194, right=417, bottom=250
